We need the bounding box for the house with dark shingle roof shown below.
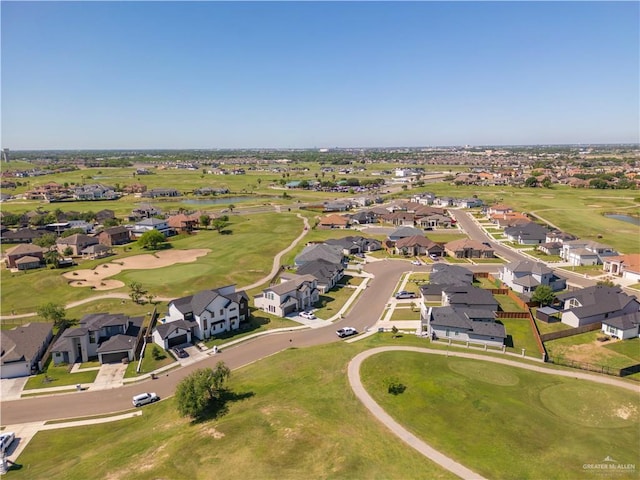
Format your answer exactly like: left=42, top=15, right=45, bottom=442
left=295, top=243, right=344, bottom=267
left=601, top=312, right=640, bottom=340
left=422, top=307, right=506, bottom=347
left=1, top=323, right=53, bottom=378
left=52, top=313, right=143, bottom=365
left=162, top=285, right=249, bottom=340
left=387, top=226, right=424, bottom=242
left=152, top=319, right=194, bottom=350
left=254, top=274, right=319, bottom=317
left=325, top=236, right=381, bottom=255
left=293, top=258, right=344, bottom=293
left=504, top=222, right=549, bottom=245
left=394, top=235, right=443, bottom=257
left=500, top=260, right=566, bottom=296
left=442, top=285, right=500, bottom=311
left=556, top=285, right=640, bottom=328
left=97, top=225, right=131, bottom=246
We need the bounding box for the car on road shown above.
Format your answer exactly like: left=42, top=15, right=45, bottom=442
left=0, top=432, right=15, bottom=453
left=336, top=327, right=358, bottom=338
left=172, top=346, right=188, bottom=358
left=395, top=291, right=417, bottom=299
left=132, top=392, right=160, bottom=407
left=411, top=260, right=421, bottom=265
left=299, top=311, right=316, bottom=320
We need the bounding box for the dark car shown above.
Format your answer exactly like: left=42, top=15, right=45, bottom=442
left=172, top=346, right=188, bottom=358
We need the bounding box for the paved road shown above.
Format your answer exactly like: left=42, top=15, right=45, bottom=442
left=0, top=259, right=411, bottom=424
left=348, top=346, right=639, bottom=480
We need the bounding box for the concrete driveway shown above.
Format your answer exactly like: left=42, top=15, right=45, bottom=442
left=90, top=362, right=128, bottom=390
left=0, top=377, right=28, bottom=401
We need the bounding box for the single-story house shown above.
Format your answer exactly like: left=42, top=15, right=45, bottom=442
left=423, top=306, right=506, bottom=347
left=317, top=214, right=350, bottom=229
left=387, top=226, right=424, bottom=242
left=294, top=258, right=344, bottom=293
left=295, top=243, right=344, bottom=267
left=444, top=238, right=494, bottom=259
left=504, top=222, right=549, bottom=245
left=394, top=235, right=443, bottom=257
left=82, top=243, right=112, bottom=260
left=601, top=312, right=640, bottom=340
left=556, top=285, right=640, bottom=328
left=0, top=323, right=53, bottom=378
left=131, top=217, right=173, bottom=237
left=603, top=254, right=640, bottom=283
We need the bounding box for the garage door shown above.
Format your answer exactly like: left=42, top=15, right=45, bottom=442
left=101, top=351, right=128, bottom=364
left=168, top=334, right=188, bottom=348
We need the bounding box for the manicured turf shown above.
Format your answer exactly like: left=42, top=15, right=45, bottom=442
left=12, top=342, right=457, bottom=480
left=498, top=317, right=542, bottom=358
left=23, top=364, right=99, bottom=390
left=360, top=351, right=640, bottom=480
left=546, top=331, right=640, bottom=370
left=604, top=338, right=640, bottom=363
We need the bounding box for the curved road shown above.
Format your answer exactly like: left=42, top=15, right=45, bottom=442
left=348, top=347, right=639, bottom=480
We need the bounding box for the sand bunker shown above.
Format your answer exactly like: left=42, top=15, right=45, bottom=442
left=63, top=249, right=211, bottom=290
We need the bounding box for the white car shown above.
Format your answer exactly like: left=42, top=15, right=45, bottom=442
left=0, top=432, right=15, bottom=453
left=336, top=327, right=358, bottom=338
left=429, top=254, right=439, bottom=260
left=132, top=392, right=159, bottom=407
left=300, top=311, right=316, bottom=320
left=411, top=260, right=421, bottom=265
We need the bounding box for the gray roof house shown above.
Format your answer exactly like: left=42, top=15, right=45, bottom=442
left=601, top=312, right=640, bottom=340
left=504, top=222, right=549, bottom=245
left=294, top=258, right=344, bottom=293
left=162, top=285, right=249, bottom=340
left=423, top=306, right=506, bottom=347
left=1, top=323, right=53, bottom=378
left=294, top=243, right=344, bottom=267
left=500, top=260, right=566, bottom=296
left=254, top=274, right=319, bottom=317
left=556, top=285, right=640, bottom=328
left=325, top=236, right=381, bottom=254
left=152, top=319, right=195, bottom=350
left=442, top=285, right=500, bottom=311
left=52, top=313, right=143, bottom=365
left=387, top=226, right=424, bottom=242
left=430, top=264, right=475, bottom=286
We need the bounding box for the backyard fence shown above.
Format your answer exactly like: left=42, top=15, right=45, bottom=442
left=539, top=322, right=602, bottom=342
left=547, top=357, right=640, bottom=380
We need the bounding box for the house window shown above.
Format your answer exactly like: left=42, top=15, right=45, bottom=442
left=89, top=332, right=96, bottom=344
left=219, top=309, right=224, bottom=316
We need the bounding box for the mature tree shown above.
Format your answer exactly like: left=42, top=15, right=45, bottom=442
left=137, top=229, right=165, bottom=250
left=175, top=362, right=231, bottom=419
left=37, top=302, right=71, bottom=329
left=199, top=214, right=211, bottom=229
left=531, top=285, right=555, bottom=306
left=44, top=250, right=60, bottom=266
left=228, top=204, right=235, bottom=213
left=33, top=233, right=58, bottom=249
left=211, top=218, right=229, bottom=234
left=524, top=177, right=538, bottom=188
left=63, top=246, right=73, bottom=256
left=103, top=218, right=120, bottom=228
left=128, top=281, right=148, bottom=304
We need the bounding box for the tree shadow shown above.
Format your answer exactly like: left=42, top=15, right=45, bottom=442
left=192, top=389, right=255, bottom=424
left=220, top=229, right=233, bottom=235
left=504, top=334, right=514, bottom=348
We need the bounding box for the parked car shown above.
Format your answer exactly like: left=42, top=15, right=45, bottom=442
left=172, top=346, right=188, bottom=358
left=300, top=311, right=316, bottom=320
left=411, top=260, right=421, bottom=265
left=395, top=291, right=416, bottom=299
left=0, top=432, right=15, bottom=453
left=429, top=254, right=439, bottom=260
left=336, top=327, right=358, bottom=338
left=132, top=392, right=160, bottom=407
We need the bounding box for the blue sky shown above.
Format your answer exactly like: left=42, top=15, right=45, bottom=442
left=2, top=1, right=638, bottom=149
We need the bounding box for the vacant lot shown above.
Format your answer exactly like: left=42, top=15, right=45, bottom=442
left=546, top=331, right=640, bottom=370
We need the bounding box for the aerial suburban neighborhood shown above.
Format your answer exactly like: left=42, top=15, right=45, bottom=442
left=1, top=1, right=639, bottom=478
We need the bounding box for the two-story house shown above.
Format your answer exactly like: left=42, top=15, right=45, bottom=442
left=51, top=313, right=143, bottom=365
left=500, top=260, right=567, bottom=296
left=159, top=285, right=249, bottom=342
left=254, top=274, right=319, bottom=317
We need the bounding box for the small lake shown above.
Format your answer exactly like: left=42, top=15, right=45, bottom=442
left=183, top=196, right=271, bottom=205
left=604, top=214, right=640, bottom=226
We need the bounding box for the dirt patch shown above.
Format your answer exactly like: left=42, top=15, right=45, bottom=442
left=201, top=426, right=225, bottom=439
left=63, top=249, right=211, bottom=290
left=559, top=340, right=621, bottom=365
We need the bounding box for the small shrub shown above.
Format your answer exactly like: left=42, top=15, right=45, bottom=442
left=151, top=345, right=165, bottom=360
left=388, top=381, right=407, bottom=395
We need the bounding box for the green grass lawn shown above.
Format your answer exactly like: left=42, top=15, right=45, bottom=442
left=360, top=351, right=640, bottom=480
left=124, top=346, right=176, bottom=378
left=494, top=294, right=527, bottom=312
left=558, top=265, right=605, bottom=276
left=24, top=364, right=100, bottom=390
left=12, top=341, right=456, bottom=480
left=534, top=318, right=571, bottom=335
left=389, top=307, right=421, bottom=321
left=603, top=337, right=640, bottom=364
left=203, top=311, right=298, bottom=349
left=313, top=283, right=358, bottom=319
left=498, top=317, right=542, bottom=358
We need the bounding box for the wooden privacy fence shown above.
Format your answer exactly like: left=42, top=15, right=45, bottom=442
left=540, top=322, right=602, bottom=342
